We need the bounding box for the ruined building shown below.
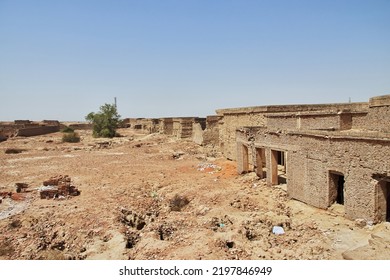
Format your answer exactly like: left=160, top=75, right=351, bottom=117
left=0, top=120, right=60, bottom=140
left=121, top=95, right=389, bottom=224
left=234, top=95, right=390, bottom=223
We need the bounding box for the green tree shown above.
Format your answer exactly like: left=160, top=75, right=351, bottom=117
left=85, top=103, right=121, bottom=138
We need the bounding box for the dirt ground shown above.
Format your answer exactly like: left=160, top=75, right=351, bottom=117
left=1, top=129, right=389, bottom=260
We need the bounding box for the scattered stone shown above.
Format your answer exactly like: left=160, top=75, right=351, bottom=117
left=39, top=175, right=80, bottom=199
left=120, top=209, right=147, bottom=230
left=354, top=219, right=366, bottom=228
left=158, top=223, right=176, bottom=241
left=5, top=148, right=26, bottom=154
left=15, top=183, right=29, bottom=193
left=172, top=151, right=185, bottom=159
left=125, top=231, right=140, bottom=249
left=197, top=162, right=221, bottom=173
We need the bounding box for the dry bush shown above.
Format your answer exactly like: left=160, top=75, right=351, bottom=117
left=62, top=132, right=80, bottom=143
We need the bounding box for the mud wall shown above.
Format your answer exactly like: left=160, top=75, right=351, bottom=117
left=237, top=127, right=390, bottom=222
left=202, top=116, right=221, bottom=146
left=17, top=125, right=60, bottom=137
left=68, top=123, right=93, bottom=130
left=218, top=102, right=367, bottom=160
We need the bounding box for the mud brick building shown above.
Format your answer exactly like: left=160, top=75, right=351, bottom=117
left=235, top=95, right=390, bottom=223
left=0, top=120, right=60, bottom=139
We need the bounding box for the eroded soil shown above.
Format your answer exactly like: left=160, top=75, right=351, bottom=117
left=1, top=129, right=389, bottom=260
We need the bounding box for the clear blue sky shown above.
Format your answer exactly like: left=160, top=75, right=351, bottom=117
left=1, top=0, right=389, bottom=121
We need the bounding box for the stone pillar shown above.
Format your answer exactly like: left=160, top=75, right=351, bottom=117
left=255, top=148, right=265, bottom=179
left=237, top=143, right=249, bottom=174
left=270, top=149, right=279, bottom=185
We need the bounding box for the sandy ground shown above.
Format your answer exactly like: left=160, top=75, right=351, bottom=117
left=1, top=129, right=389, bottom=260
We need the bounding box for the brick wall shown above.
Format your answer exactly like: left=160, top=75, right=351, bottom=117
left=17, top=125, right=60, bottom=137
left=217, top=102, right=367, bottom=160
left=237, top=126, right=390, bottom=222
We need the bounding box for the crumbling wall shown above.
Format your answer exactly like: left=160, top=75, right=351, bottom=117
left=180, top=119, right=194, bottom=138
left=0, top=124, right=19, bottom=139
left=238, top=126, right=390, bottom=222
left=218, top=102, right=368, bottom=160
left=358, top=96, right=390, bottom=133
left=0, top=120, right=61, bottom=139
left=192, top=123, right=204, bottom=145
left=68, top=123, right=93, bottom=130
left=125, top=118, right=161, bottom=133
left=161, top=118, right=174, bottom=135
left=17, top=125, right=59, bottom=137
left=202, top=115, right=221, bottom=146
left=217, top=111, right=267, bottom=160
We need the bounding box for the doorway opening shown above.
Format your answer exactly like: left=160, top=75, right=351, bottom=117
left=270, top=150, right=287, bottom=185
left=329, top=171, right=345, bottom=205
left=376, top=179, right=390, bottom=222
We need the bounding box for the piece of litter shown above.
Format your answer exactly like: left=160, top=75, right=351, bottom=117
left=272, top=226, right=285, bottom=235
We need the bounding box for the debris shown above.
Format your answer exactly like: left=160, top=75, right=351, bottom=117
left=158, top=223, right=176, bottom=241
left=169, top=194, right=189, bottom=211
left=5, top=148, right=26, bottom=154
left=0, top=192, right=12, bottom=199
left=211, top=216, right=233, bottom=231
left=197, top=162, right=222, bottom=174
left=172, top=151, right=185, bottom=159
left=43, top=175, right=71, bottom=187
left=354, top=219, right=366, bottom=228
left=15, top=183, right=29, bottom=193
left=39, top=175, right=80, bottom=199
left=272, top=226, right=285, bottom=235
left=120, top=209, right=147, bottom=230
left=124, top=231, right=140, bottom=249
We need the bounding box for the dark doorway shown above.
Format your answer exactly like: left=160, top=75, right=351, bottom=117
left=386, top=182, right=390, bottom=222
left=277, top=151, right=285, bottom=166
left=329, top=172, right=345, bottom=206
left=336, top=175, right=345, bottom=204
left=376, top=180, right=390, bottom=222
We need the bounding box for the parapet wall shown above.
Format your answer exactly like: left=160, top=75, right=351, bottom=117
left=17, top=125, right=60, bottom=137
left=68, top=123, right=93, bottom=130
left=217, top=102, right=369, bottom=160
left=0, top=120, right=61, bottom=140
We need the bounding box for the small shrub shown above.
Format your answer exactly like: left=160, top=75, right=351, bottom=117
left=61, top=126, right=74, bottom=133
left=169, top=194, right=190, bottom=212
left=62, top=132, right=80, bottom=143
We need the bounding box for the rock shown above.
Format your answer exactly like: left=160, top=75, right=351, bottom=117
left=172, top=151, right=185, bottom=159
left=39, top=175, right=80, bottom=199
left=354, top=219, right=366, bottom=228
left=15, top=183, right=29, bottom=193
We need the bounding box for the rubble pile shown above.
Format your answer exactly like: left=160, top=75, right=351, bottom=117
left=197, top=162, right=222, bottom=174
left=39, top=175, right=80, bottom=199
